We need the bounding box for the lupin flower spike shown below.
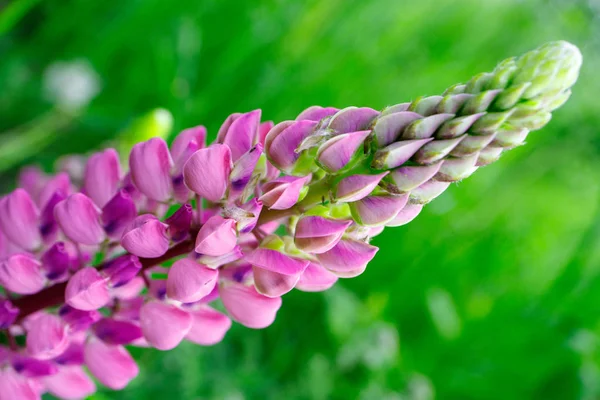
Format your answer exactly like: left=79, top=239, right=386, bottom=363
left=0, top=41, right=581, bottom=399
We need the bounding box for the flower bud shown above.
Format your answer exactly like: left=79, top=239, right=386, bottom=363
left=54, top=193, right=106, bottom=245
left=44, top=366, right=96, bottom=400
left=435, top=153, right=479, bottom=182
left=183, top=144, right=232, bottom=202
left=334, top=172, right=388, bottom=202
left=195, top=215, right=237, bottom=256
left=409, top=180, right=451, bottom=204
left=0, top=299, right=18, bottom=328
left=166, top=259, right=218, bottom=303
left=93, top=318, right=143, bottom=345
left=387, top=162, right=442, bottom=193
left=386, top=203, right=423, bottom=227
left=103, top=255, right=142, bottom=288
left=102, top=189, right=138, bottom=239
left=41, top=242, right=70, bottom=280
left=326, top=107, right=378, bottom=134
left=265, top=120, right=317, bottom=172
left=165, top=203, right=193, bottom=242
left=295, top=262, right=338, bottom=292
left=372, top=138, right=433, bottom=170
left=139, top=301, right=192, bottom=350
left=245, top=248, right=309, bottom=297
left=84, top=148, right=121, bottom=208
left=186, top=305, right=232, bottom=346
left=65, top=267, right=110, bottom=311
left=349, top=194, right=409, bottom=226
left=220, top=110, right=261, bottom=162
left=296, top=106, right=338, bottom=121
left=371, top=111, right=421, bottom=147
left=0, top=189, right=41, bottom=250
left=259, top=175, right=311, bottom=210
left=219, top=281, right=282, bottom=329
left=0, top=254, right=46, bottom=294
left=84, top=337, right=139, bottom=390
left=294, top=216, right=352, bottom=254
left=26, top=313, right=69, bottom=360
left=121, top=215, right=169, bottom=258
left=58, top=305, right=101, bottom=333
left=317, top=239, right=378, bottom=278
left=129, top=137, right=174, bottom=202
left=413, top=135, right=465, bottom=164
left=400, top=113, right=454, bottom=140
left=316, top=130, right=370, bottom=173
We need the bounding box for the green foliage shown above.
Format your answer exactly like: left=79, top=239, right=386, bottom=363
left=1, top=0, right=600, bottom=398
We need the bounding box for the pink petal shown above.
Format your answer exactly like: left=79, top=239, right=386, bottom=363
left=171, top=125, right=207, bottom=170
left=316, top=130, right=371, bottom=172
left=245, top=248, right=309, bottom=275
left=185, top=305, right=232, bottom=346
left=266, top=120, right=318, bottom=171
left=259, top=175, right=311, bottom=210
left=229, top=144, right=263, bottom=195
left=121, top=215, right=169, bottom=258
left=258, top=121, right=274, bottom=146
left=54, top=193, right=105, bottom=245
left=216, top=113, right=242, bottom=143
left=0, top=189, right=41, bottom=250
left=44, top=366, right=96, bottom=400
left=139, top=301, right=193, bottom=350
left=65, top=267, right=110, bottom=311
left=371, top=138, right=433, bottom=170
left=317, top=239, right=378, bottom=278
left=386, top=203, right=424, bottom=227
left=84, top=149, right=121, bottom=208
left=294, top=216, right=352, bottom=254
left=0, top=254, right=45, bottom=294
left=129, top=137, right=174, bottom=202
left=18, top=166, right=46, bottom=202
left=219, top=281, right=282, bottom=329
left=296, top=262, right=338, bottom=292
left=327, top=107, right=379, bottom=133
left=26, top=313, right=69, bottom=360
left=93, top=318, right=143, bottom=345
left=38, top=172, right=71, bottom=209
left=167, top=259, right=218, bottom=303
left=252, top=267, right=301, bottom=297
left=349, top=194, right=409, bottom=226
left=194, top=215, right=237, bottom=256
left=183, top=144, right=232, bottom=202
left=222, top=110, right=261, bottom=161
left=296, top=106, right=339, bottom=121
left=84, top=337, right=139, bottom=390
left=335, top=172, right=389, bottom=202
left=372, top=111, right=421, bottom=146
left=0, top=368, right=41, bottom=400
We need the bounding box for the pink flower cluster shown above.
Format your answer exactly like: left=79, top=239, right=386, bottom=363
left=0, top=108, right=393, bottom=399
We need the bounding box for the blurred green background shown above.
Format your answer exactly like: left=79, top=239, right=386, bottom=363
left=2, top=0, right=600, bottom=398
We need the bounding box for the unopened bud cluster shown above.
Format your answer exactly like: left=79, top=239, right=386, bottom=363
left=0, top=41, right=580, bottom=399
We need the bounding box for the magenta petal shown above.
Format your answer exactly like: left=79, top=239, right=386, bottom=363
left=58, top=306, right=101, bottom=333
left=38, top=172, right=71, bottom=210
left=222, top=110, right=261, bottom=162
left=335, top=172, right=389, bottom=202
left=216, top=113, right=242, bottom=143
left=84, top=149, right=121, bottom=208
left=349, top=194, right=409, bottom=226
left=316, top=130, right=370, bottom=172
left=139, top=301, right=193, bottom=350
left=0, top=254, right=45, bottom=294
left=121, top=215, right=169, bottom=258
left=296, top=106, right=339, bottom=121
left=26, top=314, right=69, bottom=360
left=18, top=166, right=46, bottom=202
left=327, top=107, right=379, bottom=133
left=294, top=216, right=352, bottom=254
left=252, top=267, right=301, bottom=297
left=372, top=111, right=421, bottom=146
left=54, top=193, right=105, bottom=245
left=0, top=368, right=40, bottom=400
left=196, top=246, right=244, bottom=269
left=317, top=239, right=378, bottom=278
left=194, top=215, right=237, bottom=256
left=219, top=281, right=282, bottom=329
left=185, top=305, right=232, bottom=346
left=129, top=138, right=174, bottom=202
left=102, top=189, right=138, bottom=239
left=266, top=120, right=318, bottom=171
left=167, top=259, right=218, bottom=303
left=165, top=203, right=193, bottom=242
left=296, top=262, right=338, bottom=292
left=84, top=337, right=139, bottom=390
left=93, top=318, right=143, bottom=345
left=386, top=203, right=424, bottom=227
left=171, top=125, right=207, bottom=170
left=44, top=366, right=96, bottom=400
left=233, top=198, right=263, bottom=233
left=372, top=138, right=433, bottom=170
left=229, top=144, right=263, bottom=194
left=65, top=267, right=110, bottom=311
left=183, top=144, right=232, bottom=202
left=11, top=356, right=57, bottom=378
left=245, top=248, right=309, bottom=275
left=258, top=121, right=274, bottom=146
left=259, top=175, right=311, bottom=210
left=0, top=189, right=41, bottom=250
left=0, top=299, right=18, bottom=328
